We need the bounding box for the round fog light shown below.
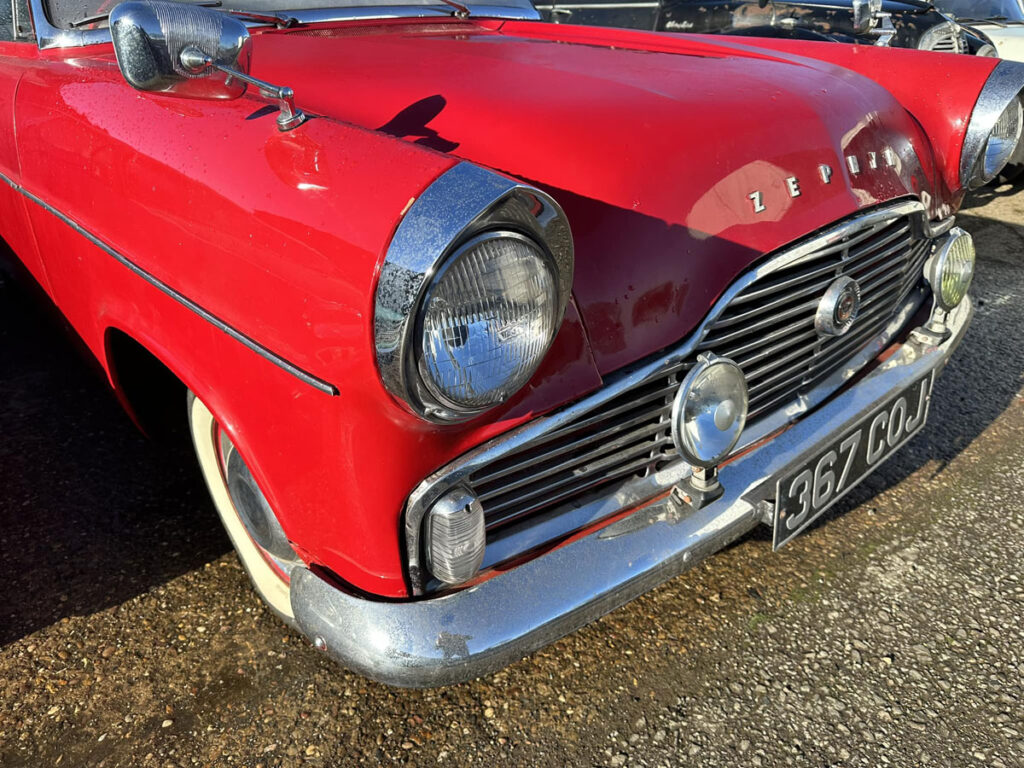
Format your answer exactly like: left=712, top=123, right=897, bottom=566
left=926, top=228, right=975, bottom=311
left=671, top=354, right=749, bottom=468
left=425, top=488, right=486, bottom=586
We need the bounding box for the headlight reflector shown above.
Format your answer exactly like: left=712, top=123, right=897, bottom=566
left=926, top=228, right=975, bottom=310
left=671, top=355, right=749, bottom=468
left=982, top=96, right=1023, bottom=181
left=418, top=232, right=558, bottom=412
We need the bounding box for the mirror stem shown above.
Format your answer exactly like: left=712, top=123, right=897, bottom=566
left=180, top=45, right=306, bottom=131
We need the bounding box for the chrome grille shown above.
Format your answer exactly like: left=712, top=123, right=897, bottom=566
left=698, top=215, right=931, bottom=421
left=471, top=363, right=689, bottom=530
left=465, top=205, right=932, bottom=534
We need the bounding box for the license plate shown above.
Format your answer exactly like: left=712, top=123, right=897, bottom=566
left=772, top=371, right=935, bottom=549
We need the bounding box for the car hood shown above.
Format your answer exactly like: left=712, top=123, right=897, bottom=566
left=965, top=21, right=1024, bottom=37
left=250, top=21, right=941, bottom=374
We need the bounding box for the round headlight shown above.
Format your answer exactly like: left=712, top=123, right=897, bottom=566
left=926, top=228, right=975, bottom=311
left=671, top=355, right=749, bottom=468
left=417, top=231, right=559, bottom=412
left=981, top=97, right=1023, bottom=181
left=976, top=43, right=999, bottom=58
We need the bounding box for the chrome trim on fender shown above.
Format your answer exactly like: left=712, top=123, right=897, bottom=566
left=374, top=162, right=573, bottom=423
left=291, top=297, right=972, bottom=687
left=960, top=60, right=1024, bottom=189
left=402, top=199, right=928, bottom=594
left=31, top=1, right=539, bottom=49
left=0, top=171, right=338, bottom=395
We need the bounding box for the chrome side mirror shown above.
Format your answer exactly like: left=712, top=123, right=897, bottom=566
left=110, top=1, right=305, bottom=129
left=110, top=1, right=250, bottom=99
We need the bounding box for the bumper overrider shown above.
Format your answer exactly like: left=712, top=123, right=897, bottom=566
left=291, top=294, right=972, bottom=688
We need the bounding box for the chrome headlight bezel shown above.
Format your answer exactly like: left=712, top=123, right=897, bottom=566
left=961, top=61, right=1024, bottom=189
left=374, top=163, right=574, bottom=423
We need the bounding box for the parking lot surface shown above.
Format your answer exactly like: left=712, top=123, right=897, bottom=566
left=1, top=187, right=1022, bottom=768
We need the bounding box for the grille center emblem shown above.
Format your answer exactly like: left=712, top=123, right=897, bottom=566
left=816, top=277, right=861, bottom=337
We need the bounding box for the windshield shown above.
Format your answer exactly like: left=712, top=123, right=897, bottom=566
left=46, top=0, right=533, bottom=30
left=931, top=0, right=1024, bottom=20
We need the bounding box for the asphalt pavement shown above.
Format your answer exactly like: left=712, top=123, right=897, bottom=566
left=1, top=186, right=1022, bottom=767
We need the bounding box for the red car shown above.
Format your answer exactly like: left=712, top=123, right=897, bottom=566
left=1, top=0, right=1015, bottom=685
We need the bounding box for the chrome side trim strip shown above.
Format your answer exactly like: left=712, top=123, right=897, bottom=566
left=291, top=297, right=972, bottom=687
left=31, top=1, right=539, bottom=49
left=0, top=171, right=339, bottom=396
left=402, top=198, right=930, bottom=593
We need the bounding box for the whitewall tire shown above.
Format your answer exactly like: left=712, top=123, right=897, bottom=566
left=188, top=393, right=295, bottom=623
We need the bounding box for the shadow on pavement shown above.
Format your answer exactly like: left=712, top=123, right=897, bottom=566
left=0, top=265, right=230, bottom=647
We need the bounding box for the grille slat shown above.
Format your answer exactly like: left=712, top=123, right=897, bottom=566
left=468, top=207, right=931, bottom=532
left=730, top=223, right=912, bottom=308
left=481, top=440, right=675, bottom=527
left=481, top=455, right=672, bottom=531
left=733, top=327, right=819, bottom=370
left=542, top=380, right=681, bottom=440
left=474, top=415, right=672, bottom=496
left=741, top=336, right=822, bottom=384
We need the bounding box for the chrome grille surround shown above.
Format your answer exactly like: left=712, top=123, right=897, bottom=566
left=404, top=199, right=937, bottom=594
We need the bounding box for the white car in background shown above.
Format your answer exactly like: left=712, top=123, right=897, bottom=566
left=936, top=0, right=1024, bottom=58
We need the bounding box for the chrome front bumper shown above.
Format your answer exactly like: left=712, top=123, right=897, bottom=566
left=290, top=298, right=973, bottom=688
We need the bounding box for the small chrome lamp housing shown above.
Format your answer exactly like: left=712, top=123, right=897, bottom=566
left=961, top=62, right=1024, bottom=189
left=374, top=163, right=573, bottom=423
left=671, top=354, right=749, bottom=469
left=925, top=227, right=975, bottom=311
left=424, top=487, right=486, bottom=585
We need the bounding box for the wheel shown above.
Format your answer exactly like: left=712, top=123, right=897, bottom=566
left=188, top=392, right=296, bottom=624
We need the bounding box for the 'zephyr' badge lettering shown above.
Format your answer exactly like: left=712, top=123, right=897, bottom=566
left=747, top=146, right=898, bottom=214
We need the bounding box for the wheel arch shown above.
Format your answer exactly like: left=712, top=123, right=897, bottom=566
left=104, top=327, right=190, bottom=442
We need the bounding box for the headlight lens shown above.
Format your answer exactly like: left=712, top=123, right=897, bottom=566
left=982, top=97, right=1023, bottom=181
left=671, top=355, right=749, bottom=468
left=927, top=228, right=975, bottom=310
left=418, top=232, right=559, bottom=412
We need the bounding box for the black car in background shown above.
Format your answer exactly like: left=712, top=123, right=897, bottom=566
left=535, top=0, right=997, bottom=55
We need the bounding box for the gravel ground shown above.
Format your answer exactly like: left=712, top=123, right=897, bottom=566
left=1, top=186, right=1023, bottom=768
